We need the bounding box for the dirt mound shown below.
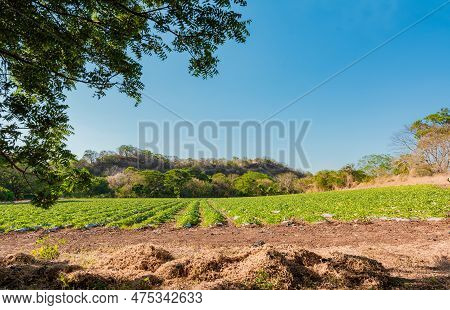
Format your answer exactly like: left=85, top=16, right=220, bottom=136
left=153, top=246, right=391, bottom=289
left=1, top=253, right=38, bottom=265
left=156, top=250, right=250, bottom=284
left=102, top=244, right=173, bottom=272
left=0, top=245, right=426, bottom=289
left=317, top=252, right=390, bottom=289
left=0, top=253, right=80, bottom=289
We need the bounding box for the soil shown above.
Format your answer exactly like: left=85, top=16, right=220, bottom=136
left=0, top=220, right=449, bottom=289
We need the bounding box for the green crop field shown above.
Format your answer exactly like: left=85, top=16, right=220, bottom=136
left=0, top=185, right=448, bottom=232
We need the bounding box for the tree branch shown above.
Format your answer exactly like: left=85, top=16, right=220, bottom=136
left=0, top=149, right=26, bottom=174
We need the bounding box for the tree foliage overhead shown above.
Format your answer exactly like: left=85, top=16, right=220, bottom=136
left=0, top=0, right=250, bottom=207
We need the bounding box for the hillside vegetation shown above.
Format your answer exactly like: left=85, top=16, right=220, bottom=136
left=2, top=108, right=447, bottom=204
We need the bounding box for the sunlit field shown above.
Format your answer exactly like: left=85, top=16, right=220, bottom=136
left=1, top=185, right=448, bottom=233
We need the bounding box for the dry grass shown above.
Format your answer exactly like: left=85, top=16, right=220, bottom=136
left=353, top=173, right=449, bottom=190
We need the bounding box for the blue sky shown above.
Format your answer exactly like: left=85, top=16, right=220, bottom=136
left=66, top=0, right=450, bottom=172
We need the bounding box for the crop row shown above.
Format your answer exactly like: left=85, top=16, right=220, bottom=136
left=0, top=185, right=448, bottom=232
left=175, top=200, right=228, bottom=228
left=0, top=198, right=230, bottom=232
left=0, top=199, right=188, bottom=232
left=212, top=185, right=450, bottom=225
left=176, top=201, right=201, bottom=228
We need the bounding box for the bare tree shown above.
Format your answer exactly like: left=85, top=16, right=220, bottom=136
left=416, top=128, right=450, bottom=173
left=391, top=126, right=417, bottom=154
left=391, top=108, right=449, bottom=174
left=276, top=172, right=300, bottom=194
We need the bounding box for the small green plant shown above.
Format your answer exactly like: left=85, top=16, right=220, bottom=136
left=31, top=236, right=66, bottom=260
left=58, top=272, right=71, bottom=289
left=250, top=270, right=277, bottom=290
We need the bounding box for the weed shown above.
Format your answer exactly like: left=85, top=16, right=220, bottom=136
left=250, top=270, right=278, bottom=290
left=31, top=236, right=65, bottom=260
left=58, top=272, right=70, bottom=289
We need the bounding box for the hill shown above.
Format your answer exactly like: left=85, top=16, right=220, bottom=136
left=77, top=145, right=306, bottom=178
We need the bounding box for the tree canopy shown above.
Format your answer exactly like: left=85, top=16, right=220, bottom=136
left=0, top=0, right=250, bottom=206
left=411, top=108, right=449, bottom=138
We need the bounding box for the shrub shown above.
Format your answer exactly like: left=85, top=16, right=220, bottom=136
left=357, top=154, right=394, bottom=177
left=107, top=168, right=144, bottom=197
left=338, top=165, right=369, bottom=187
left=88, top=177, right=112, bottom=197
left=139, top=170, right=165, bottom=197
left=212, top=173, right=237, bottom=197
left=31, top=237, right=66, bottom=260
left=0, top=167, right=33, bottom=199
left=314, top=170, right=340, bottom=191
left=294, top=176, right=315, bottom=193
left=182, top=178, right=214, bottom=197
left=164, top=169, right=192, bottom=198
left=392, top=156, right=411, bottom=175
left=0, top=186, right=14, bottom=202
left=255, top=178, right=279, bottom=196
left=276, top=172, right=300, bottom=194
left=234, top=171, right=273, bottom=196
left=412, top=164, right=434, bottom=177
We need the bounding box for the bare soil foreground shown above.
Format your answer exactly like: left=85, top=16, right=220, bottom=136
left=0, top=220, right=449, bottom=290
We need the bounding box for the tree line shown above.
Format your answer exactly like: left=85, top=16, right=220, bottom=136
left=0, top=108, right=448, bottom=202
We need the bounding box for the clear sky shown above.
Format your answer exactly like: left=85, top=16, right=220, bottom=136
left=65, top=0, right=450, bottom=172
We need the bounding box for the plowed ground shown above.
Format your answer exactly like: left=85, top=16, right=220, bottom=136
left=0, top=220, right=448, bottom=290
